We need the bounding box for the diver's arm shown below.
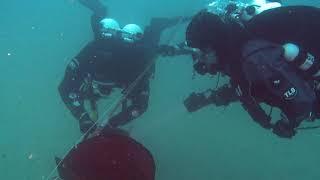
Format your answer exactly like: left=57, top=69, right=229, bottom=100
left=273, top=100, right=315, bottom=138
left=79, top=0, right=107, bottom=17
left=143, top=16, right=192, bottom=46
left=240, top=97, right=273, bottom=129
left=58, top=43, right=97, bottom=133
left=184, top=84, right=238, bottom=112
left=209, top=84, right=239, bottom=106
left=157, top=42, right=198, bottom=57
left=78, top=0, right=108, bottom=40
left=58, top=61, right=96, bottom=133
left=106, top=80, right=150, bottom=128
left=149, top=16, right=191, bottom=32
left=272, top=117, right=296, bottom=138
left=235, top=84, right=273, bottom=129
left=58, top=58, right=88, bottom=122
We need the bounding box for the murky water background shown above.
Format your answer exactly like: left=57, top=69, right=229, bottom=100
left=0, top=0, right=319, bottom=179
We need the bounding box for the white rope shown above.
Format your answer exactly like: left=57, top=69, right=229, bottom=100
left=45, top=92, right=123, bottom=180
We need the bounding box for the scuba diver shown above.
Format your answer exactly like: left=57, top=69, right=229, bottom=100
left=59, top=0, right=195, bottom=134
left=184, top=3, right=320, bottom=138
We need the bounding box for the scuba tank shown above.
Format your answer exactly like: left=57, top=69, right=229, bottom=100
left=282, top=43, right=320, bottom=80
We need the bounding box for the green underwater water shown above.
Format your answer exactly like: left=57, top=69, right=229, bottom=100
left=0, top=0, right=320, bottom=179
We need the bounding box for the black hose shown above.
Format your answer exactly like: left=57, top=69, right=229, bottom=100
left=297, top=125, right=320, bottom=130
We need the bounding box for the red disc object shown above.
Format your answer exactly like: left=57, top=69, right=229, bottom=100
left=57, top=133, right=155, bottom=180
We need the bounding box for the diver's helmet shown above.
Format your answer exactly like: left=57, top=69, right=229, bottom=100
left=122, top=24, right=144, bottom=43
left=100, top=18, right=121, bottom=38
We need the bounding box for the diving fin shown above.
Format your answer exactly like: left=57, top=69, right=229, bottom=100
left=78, top=0, right=107, bottom=17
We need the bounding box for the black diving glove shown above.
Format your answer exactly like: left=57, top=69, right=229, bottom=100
left=79, top=113, right=97, bottom=134
left=158, top=45, right=178, bottom=56
left=272, top=120, right=296, bottom=138
left=108, top=110, right=133, bottom=128
left=184, top=92, right=210, bottom=112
